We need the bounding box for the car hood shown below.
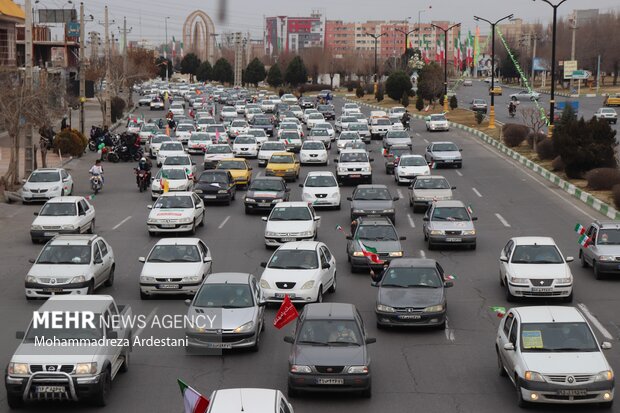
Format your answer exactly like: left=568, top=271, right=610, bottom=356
left=521, top=352, right=609, bottom=375
left=152, top=178, right=189, bottom=191
left=351, top=200, right=393, bottom=210
left=303, top=186, right=339, bottom=196
left=397, top=165, right=429, bottom=174
left=246, top=190, right=285, bottom=199
left=233, top=143, right=257, bottom=149
left=32, top=215, right=79, bottom=226
left=227, top=170, right=249, bottom=179
left=386, top=138, right=412, bottom=145
left=265, top=220, right=314, bottom=233
left=509, top=263, right=569, bottom=279
left=412, top=189, right=453, bottom=200
left=378, top=286, right=444, bottom=308
left=189, top=306, right=258, bottom=330
left=428, top=220, right=475, bottom=231
left=300, top=150, right=327, bottom=156
left=28, top=264, right=87, bottom=280
left=593, top=245, right=620, bottom=255
left=432, top=151, right=461, bottom=159
left=149, top=208, right=194, bottom=220
left=353, top=239, right=402, bottom=253
left=267, top=164, right=296, bottom=171
left=195, top=182, right=228, bottom=192
left=141, top=262, right=204, bottom=278
left=12, top=345, right=99, bottom=362
left=23, top=181, right=60, bottom=190
left=159, top=150, right=186, bottom=157
left=262, top=268, right=320, bottom=283
left=292, top=344, right=367, bottom=366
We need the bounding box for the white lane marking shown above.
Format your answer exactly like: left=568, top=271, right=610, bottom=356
left=257, top=171, right=263, bottom=177
left=577, top=303, right=614, bottom=341
left=455, top=170, right=463, bottom=177
left=134, top=306, right=158, bottom=337
left=397, top=189, right=404, bottom=199
left=415, top=132, right=421, bottom=137
left=423, top=138, right=429, bottom=143
left=472, top=187, right=483, bottom=197
left=445, top=318, right=455, bottom=342
left=419, top=249, right=426, bottom=258
left=495, top=213, right=511, bottom=227
left=407, top=213, right=415, bottom=228
left=112, top=216, right=132, bottom=230
left=218, top=215, right=230, bottom=229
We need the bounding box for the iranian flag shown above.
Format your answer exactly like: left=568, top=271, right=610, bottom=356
left=172, top=36, right=177, bottom=59
left=574, top=223, right=586, bottom=235
left=439, top=40, right=445, bottom=62
left=360, top=242, right=383, bottom=264
left=435, top=40, right=442, bottom=62
left=454, top=36, right=460, bottom=69
left=578, top=234, right=591, bottom=248
left=177, top=379, right=209, bottom=413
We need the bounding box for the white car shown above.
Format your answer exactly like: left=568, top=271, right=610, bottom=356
left=594, top=108, right=618, bottom=124
left=157, top=141, right=186, bottom=167
left=206, top=124, right=228, bottom=144
left=245, top=107, right=263, bottom=122
left=278, top=131, right=303, bottom=153
left=25, top=234, right=115, bottom=298
left=302, top=108, right=319, bottom=124
left=260, top=100, right=276, bottom=113
left=203, top=144, right=234, bottom=169
left=388, top=106, right=407, bottom=124
left=147, top=192, right=205, bottom=235
left=146, top=134, right=173, bottom=158
left=300, top=171, right=341, bottom=209
left=196, top=117, right=216, bottom=132
left=350, top=112, right=369, bottom=125
left=258, top=141, right=286, bottom=167
left=232, top=135, right=259, bottom=158
left=206, top=389, right=294, bottom=413
left=138, top=123, right=160, bottom=143
left=138, top=237, right=212, bottom=299
left=370, top=117, right=394, bottom=138
left=151, top=168, right=194, bottom=200
left=499, top=237, right=574, bottom=302
left=139, top=94, right=154, bottom=106
left=187, top=132, right=212, bottom=154
left=343, top=103, right=360, bottom=111
left=281, top=93, right=298, bottom=105
left=162, top=154, right=196, bottom=177
left=306, top=128, right=332, bottom=149
left=336, top=131, right=362, bottom=153
left=425, top=114, right=450, bottom=131
left=510, top=90, right=541, bottom=101
left=306, top=113, right=325, bottom=129
left=228, top=119, right=250, bottom=138
left=313, top=122, right=335, bottom=141
left=496, top=306, right=614, bottom=408
left=346, top=122, right=371, bottom=143
left=169, top=102, right=185, bottom=117
left=175, top=123, right=196, bottom=144
left=21, top=168, right=73, bottom=202
left=126, top=120, right=143, bottom=134
left=299, top=141, right=328, bottom=166
left=149, top=98, right=165, bottom=110
left=394, top=154, right=430, bottom=184
left=30, top=196, right=96, bottom=243
left=335, top=116, right=358, bottom=132
left=278, top=122, right=304, bottom=138
left=235, top=100, right=246, bottom=114
left=336, top=149, right=373, bottom=184
left=220, top=106, right=238, bottom=122
left=260, top=241, right=336, bottom=303
left=289, top=105, right=303, bottom=119
left=262, top=202, right=320, bottom=247
left=246, top=128, right=268, bottom=147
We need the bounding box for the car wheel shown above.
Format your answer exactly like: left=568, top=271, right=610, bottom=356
left=564, top=291, right=574, bottom=303
left=335, top=203, right=341, bottom=210
left=470, top=242, right=476, bottom=250
left=87, top=280, right=95, bottom=295
left=580, top=251, right=589, bottom=268
left=91, top=368, right=111, bottom=407
left=119, top=347, right=130, bottom=373
left=499, top=271, right=505, bottom=286
left=594, top=262, right=604, bottom=280
left=250, top=329, right=261, bottom=352
left=329, top=273, right=337, bottom=293
left=104, top=265, right=115, bottom=287
left=148, top=231, right=156, bottom=237
left=600, top=401, right=614, bottom=409
left=198, top=212, right=205, bottom=227
left=316, top=287, right=323, bottom=303
left=505, top=281, right=516, bottom=302
left=6, top=392, right=24, bottom=408
left=287, top=385, right=298, bottom=398
left=427, top=240, right=434, bottom=250
left=516, top=377, right=528, bottom=407
left=140, top=290, right=149, bottom=300
left=244, top=206, right=251, bottom=214
left=88, top=220, right=95, bottom=234
left=190, top=219, right=197, bottom=235
left=497, top=349, right=507, bottom=377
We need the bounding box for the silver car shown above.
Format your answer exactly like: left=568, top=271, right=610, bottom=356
left=579, top=220, right=620, bottom=279
left=409, top=175, right=455, bottom=212
left=424, top=141, right=462, bottom=168
left=185, top=272, right=265, bottom=351
left=423, top=200, right=477, bottom=250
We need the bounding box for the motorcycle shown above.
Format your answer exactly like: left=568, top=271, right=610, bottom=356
left=90, top=174, right=103, bottom=194
left=135, top=168, right=151, bottom=192
left=509, top=106, right=516, bottom=118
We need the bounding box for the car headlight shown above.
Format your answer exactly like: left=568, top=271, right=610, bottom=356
left=423, top=304, right=444, bottom=313
left=462, top=230, right=476, bottom=235
left=301, top=280, right=315, bottom=290
left=140, top=276, right=155, bottom=282
left=599, top=256, right=615, bottom=261
left=218, top=190, right=228, bottom=194
left=22, top=186, right=31, bottom=192
left=61, top=224, right=76, bottom=230
left=510, top=277, right=529, bottom=284
left=347, top=365, right=369, bottom=374
left=26, top=275, right=37, bottom=283
left=265, top=231, right=278, bottom=237
left=271, top=198, right=283, bottom=203
left=70, top=275, right=86, bottom=283
left=384, top=209, right=394, bottom=213
left=8, top=363, right=28, bottom=375
left=331, top=192, right=339, bottom=198
left=233, top=321, right=254, bottom=333
left=31, top=225, right=43, bottom=230
left=524, top=371, right=545, bottom=382
left=352, top=209, right=366, bottom=213
left=184, top=275, right=202, bottom=282
left=376, top=304, right=396, bottom=313
left=361, top=167, right=370, bottom=172
left=352, top=251, right=365, bottom=257
left=430, top=230, right=444, bottom=235
left=76, top=362, right=97, bottom=375
left=299, top=230, right=314, bottom=237
left=594, top=370, right=614, bottom=381
left=388, top=251, right=403, bottom=257
left=245, top=198, right=256, bottom=203
left=556, top=277, right=572, bottom=284
left=290, top=365, right=312, bottom=373
left=180, top=218, right=193, bottom=224
left=260, top=279, right=270, bottom=289
left=194, top=189, right=203, bottom=194
left=337, top=167, right=347, bottom=173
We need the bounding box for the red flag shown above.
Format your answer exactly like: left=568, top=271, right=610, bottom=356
left=273, top=295, right=299, bottom=329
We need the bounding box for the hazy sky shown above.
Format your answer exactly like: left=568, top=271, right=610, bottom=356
left=63, top=0, right=619, bottom=43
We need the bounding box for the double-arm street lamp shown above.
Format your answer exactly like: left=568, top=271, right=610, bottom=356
left=364, top=32, right=387, bottom=94
left=473, top=14, right=513, bottom=129
left=431, top=23, right=460, bottom=113
left=395, top=27, right=419, bottom=69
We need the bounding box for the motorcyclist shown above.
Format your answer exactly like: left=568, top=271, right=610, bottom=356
left=136, top=157, right=152, bottom=186
left=401, top=111, right=411, bottom=130
left=89, top=159, right=104, bottom=185
left=508, top=101, right=517, bottom=116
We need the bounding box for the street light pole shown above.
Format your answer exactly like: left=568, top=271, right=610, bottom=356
left=431, top=23, right=460, bottom=113
left=534, top=0, right=567, bottom=137
left=164, top=16, right=170, bottom=82
left=417, top=8, right=428, bottom=49
left=395, top=27, right=418, bottom=60
left=473, top=14, right=513, bottom=129
left=364, top=32, right=387, bottom=95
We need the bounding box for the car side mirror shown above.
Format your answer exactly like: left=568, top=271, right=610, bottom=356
left=28, top=258, right=35, bottom=264
left=444, top=281, right=454, bottom=288
left=334, top=159, right=339, bottom=163
left=370, top=281, right=379, bottom=287
left=184, top=299, right=192, bottom=306
left=393, top=196, right=400, bottom=201
left=79, top=210, right=86, bottom=216
left=346, top=235, right=352, bottom=240
left=314, top=216, right=321, bottom=221
left=285, top=187, right=291, bottom=192
left=138, top=257, right=146, bottom=263
left=399, top=236, right=407, bottom=240
left=33, top=212, right=39, bottom=216
left=107, top=331, right=118, bottom=339
left=323, top=263, right=331, bottom=269
left=249, top=167, right=253, bottom=171
left=261, top=216, right=267, bottom=222
left=499, top=256, right=508, bottom=263
left=602, top=341, right=613, bottom=350
left=260, top=262, right=267, bottom=268
left=459, top=149, right=463, bottom=152
left=16, top=331, right=25, bottom=339
left=22, top=179, right=27, bottom=184
left=503, top=342, right=515, bottom=351
left=147, top=205, right=153, bottom=209
left=422, top=217, right=429, bottom=221
left=346, top=197, right=352, bottom=201
left=565, top=256, right=574, bottom=262
left=298, top=184, right=304, bottom=188
left=471, top=217, right=478, bottom=221
left=365, top=337, right=377, bottom=344
left=95, top=258, right=103, bottom=264
left=203, top=257, right=212, bottom=263
left=283, top=336, right=294, bottom=344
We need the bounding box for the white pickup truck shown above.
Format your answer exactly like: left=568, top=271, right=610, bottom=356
left=5, top=295, right=131, bottom=408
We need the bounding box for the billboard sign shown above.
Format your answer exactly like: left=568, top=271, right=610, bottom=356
left=563, top=60, right=577, bottom=79
left=67, top=22, right=80, bottom=38
left=38, top=9, right=77, bottom=24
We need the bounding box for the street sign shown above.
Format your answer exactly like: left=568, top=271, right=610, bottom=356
left=563, top=60, right=578, bottom=79
left=572, top=70, right=589, bottom=80
left=67, top=22, right=80, bottom=38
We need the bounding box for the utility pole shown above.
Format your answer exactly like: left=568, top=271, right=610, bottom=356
left=395, top=27, right=418, bottom=66
left=364, top=32, right=387, bottom=95
left=120, top=16, right=132, bottom=96
left=104, top=5, right=111, bottom=127
left=164, top=16, right=170, bottom=82
left=79, top=2, right=85, bottom=136
left=417, top=8, right=427, bottom=49
left=530, top=34, right=539, bottom=90
left=24, top=0, right=34, bottom=176
left=569, top=13, right=577, bottom=92
left=432, top=23, right=461, bottom=113
left=233, top=32, right=243, bottom=87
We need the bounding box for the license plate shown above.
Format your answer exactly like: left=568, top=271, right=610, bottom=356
left=160, top=224, right=176, bottom=228
left=206, top=342, right=232, bottom=349
left=399, top=315, right=422, bottom=320
left=282, top=237, right=295, bottom=242
left=259, top=202, right=269, bottom=206
left=557, top=389, right=587, bottom=396
left=532, top=287, right=553, bottom=293
left=446, top=237, right=462, bottom=242
left=317, top=378, right=344, bottom=385
left=444, top=160, right=453, bottom=163
left=43, top=232, right=57, bottom=237
left=157, top=284, right=179, bottom=289
left=203, top=195, right=216, bottom=199
left=275, top=293, right=295, bottom=298
left=43, top=288, right=64, bottom=293
left=33, top=194, right=47, bottom=198
left=349, top=174, right=360, bottom=178
left=36, top=386, right=65, bottom=394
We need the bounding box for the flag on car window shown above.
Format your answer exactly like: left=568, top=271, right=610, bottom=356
left=360, top=243, right=383, bottom=264
left=177, top=379, right=209, bottom=413
left=335, top=224, right=344, bottom=232
left=574, top=223, right=586, bottom=235
left=578, top=234, right=591, bottom=248
left=490, top=306, right=506, bottom=318
left=273, top=295, right=299, bottom=329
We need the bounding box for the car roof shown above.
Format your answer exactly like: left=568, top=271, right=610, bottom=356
left=276, top=241, right=320, bottom=251
left=416, top=174, right=446, bottom=180
left=513, top=306, right=585, bottom=324
left=48, top=234, right=98, bottom=245
left=209, top=389, right=279, bottom=413
left=270, top=152, right=294, bottom=157
left=302, top=302, right=357, bottom=320
left=153, top=237, right=202, bottom=246
left=253, top=176, right=285, bottom=182
left=273, top=201, right=310, bottom=208
left=204, top=272, right=252, bottom=284
left=431, top=141, right=455, bottom=145
left=355, top=184, right=388, bottom=190
left=389, top=258, right=437, bottom=268
left=510, top=236, right=556, bottom=246
left=433, top=200, right=465, bottom=208
left=44, top=196, right=86, bottom=203
left=340, top=149, right=367, bottom=154
left=42, top=295, right=115, bottom=313
left=399, top=154, right=424, bottom=159
left=158, top=191, right=194, bottom=197
left=33, top=168, right=63, bottom=172
left=357, top=216, right=393, bottom=226
left=306, top=171, right=335, bottom=176
left=595, top=220, right=620, bottom=228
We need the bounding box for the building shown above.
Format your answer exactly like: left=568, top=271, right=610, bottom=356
left=0, top=0, right=24, bottom=66
left=497, top=18, right=540, bottom=44
left=264, top=12, right=323, bottom=56
left=16, top=24, right=79, bottom=70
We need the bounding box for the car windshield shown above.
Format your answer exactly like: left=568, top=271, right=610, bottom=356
left=341, top=117, right=356, bottom=123
left=309, top=114, right=324, bottom=119
left=431, top=207, right=470, bottom=221
left=520, top=322, right=598, bottom=352
left=142, top=125, right=158, bottom=132
left=158, top=169, right=187, bottom=180
left=232, top=121, right=247, bottom=127
left=280, top=124, right=297, bottom=130
left=346, top=142, right=366, bottom=149
left=311, top=129, right=329, bottom=136
left=269, top=155, right=294, bottom=164
left=24, top=316, right=103, bottom=342
left=315, top=123, right=333, bottom=130
left=305, top=175, right=337, bottom=187
left=248, top=130, right=267, bottom=137
left=317, top=105, right=333, bottom=111
left=433, top=143, right=458, bottom=151
left=400, top=157, right=427, bottom=166
left=269, top=206, right=311, bottom=221
left=261, top=143, right=285, bottom=151
left=254, top=118, right=271, bottom=125
left=340, top=153, right=368, bottom=163
left=473, top=99, right=486, bottom=104
left=39, top=202, right=76, bottom=216
left=222, top=107, right=236, bottom=113
left=207, top=125, right=226, bottom=132
left=250, top=179, right=283, bottom=191
left=235, top=137, right=255, bottom=144
left=37, top=245, right=90, bottom=264
left=348, top=123, right=367, bottom=131
left=199, top=173, right=227, bottom=184
left=160, top=143, right=183, bottom=151
left=414, top=178, right=450, bottom=189
left=601, top=109, right=615, bottom=114
left=510, top=245, right=564, bottom=264
left=297, top=320, right=362, bottom=346
left=598, top=229, right=620, bottom=245
left=303, top=142, right=325, bottom=150
left=152, top=135, right=170, bottom=144
left=194, top=284, right=254, bottom=308
left=354, top=187, right=391, bottom=200
left=190, top=134, right=209, bottom=141
left=375, top=118, right=390, bottom=125
left=154, top=196, right=193, bottom=209
left=148, top=245, right=200, bottom=263
left=164, top=156, right=189, bottom=166
left=268, top=249, right=318, bottom=269
left=356, top=225, right=398, bottom=241
left=29, top=171, right=60, bottom=183
left=387, top=131, right=409, bottom=139
left=176, top=124, right=194, bottom=132
left=381, top=267, right=442, bottom=288
left=389, top=148, right=411, bottom=157
left=430, top=115, right=447, bottom=122
left=217, top=160, right=246, bottom=170
left=391, top=108, right=405, bottom=114
left=207, top=145, right=232, bottom=154
left=281, top=132, right=300, bottom=140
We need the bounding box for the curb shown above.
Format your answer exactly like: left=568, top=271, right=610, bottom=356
left=344, top=97, right=620, bottom=220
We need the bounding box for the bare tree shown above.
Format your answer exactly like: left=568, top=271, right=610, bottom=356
left=519, top=106, right=547, bottom=151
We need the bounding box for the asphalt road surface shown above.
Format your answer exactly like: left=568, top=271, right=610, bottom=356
left=1, top=95, right=619, bottom=413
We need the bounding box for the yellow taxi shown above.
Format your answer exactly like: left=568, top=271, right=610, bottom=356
left=215, top=158, right=252, bottom=188
left=265, top=152, right=300, bottom=182
left=489, top=85, right=503, bottom=96
left=604, top=93, right=620, bottom=107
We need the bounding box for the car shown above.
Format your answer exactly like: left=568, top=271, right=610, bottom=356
left=260, top=100, right=276, bottom=113
left=347, top=216, right=405, bottom=272
left=423, top=200, right=477, bottom=250
left=382, top=130, right=412, bottom=149
left=194, top=169, right=236, bottom=204
left=126, top=119, right=143, bottom=134
left=245, top=107, right=263, bottom=123
left=278, top=131, right=303, bottom=153
left=299, top=96, right=314, bottom=109
left=260, top=241, right=335, bottom=302
left=284, top=303, right=375, bottom=398
left=251, top=116, right=275, bottom=136
left=489, top=85, right=503, bottom=96
left=312, top=122, right=335, bottom=141
left=220, top=106, right=238, bottom=122
left=349, top=112, right=368, bottom=125
left=281, top=93, right=298, bottom=105
left=149, top=97, right=165, bottom=110
left=196, top=117, right=216, bottom=132
left=186, top=132, right=212, bottom=154
left=335, top=115, right=359, bottom=132
left=138, top=123, right=161, bottom=143
left=317, top=89, right=332, bottom=100
left=151, top=168, right=194, bottom=200
left=594, top=108, right=618, bottom=124
left=205, top=124, right=228, bottom=144
left=277, top=122, right=304, bottom=139
left=483, top=77, right=492, bottom=83
left=232, top=135, right=259, bottom=158
left=373, top=258, right=453, bottom=328
left=170, top=102, right=185, bottom=116
left=499, top=236, right=574, bottom=302
left=25, top=234, right=115, bottom=298
left=470, top=99, right=488, bottom=113
left=604, top=93, right=620, bottom=107
left=394, top=154, right=430, bottom=185
left=299, top=141, right=328, bottom=166
left=370, top=117, right=393, bottom=139
left=205, top=388, right=293, bottom=412
left=349, top=184, right=398, bottom=223
left=21, top=168, right=73, bottom=202
left=262, top=203, right=320, bottom=247
left=203, top=144, right=233, bottom=169
left=30, top=196, right=96, bottom=243
left=265, top=152, right=300, bottom=182
left=258, top=141, right=286, bottom=167
left=384, top=144, right=412, bottom=174
left=424, top=141, right=462, bottom=168
left=425, top=114, right=450, bottom=132
left=244, top=177, right=290, bottom=214
left=162, top=154, right=196, bottom=177
left=387, top=106, right=407, bottom=124
left=510, top=90, right=540, bottom=101
left=228, top=119, right=250, bottom=138
left=344, top=141, right=368, bottom=151
left=234, top=100, right=246, bottom=114
left=246, top=128, right=268, bottom=147
left=346, top=122, right=372, bottom=143
left=306, top=128, right=332, bottom=149
left=336, top=131, right=362, bottom=153
left=306, top=113, right=325, bottom=129
left=579, top=220, right=620, bottom=279
left=335, top=149, right=373, bottom=185
left=216, top=158, right=253, bottom=188
left=302, top=108, right=319, bottom=124
left=289, top=104, right=303, bottom=119
left=146, top=134, right=173, bottom=158
left=496, top=306, right=614, bottom=408
left=316, top=104, right=335, bottom=120
left=146, top=192, right=205, bottom=235
left=409, top=175, right=455, bottom=212
left=463, top=79, right=473, bottom=86
left=343, top=102, right=360, bottom=111
left=139, top=94, right=154, bottom=106
left=173, top=123, right=195, bottom=144
left=157, top=141, right=186, bottom=167
left=300, top=171, right=341, bottom=209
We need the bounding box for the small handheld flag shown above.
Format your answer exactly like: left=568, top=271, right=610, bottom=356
left=274, top=295, right=299, bottom=329
left=574, top=223, right=586, bottom=235
left=85, top=194, right=96, bottom=201
left=335, top=224, right=344, bottom=232
left=578, top=234, right=591, bottom=248
left=177, top=379, right=209, bottom=413
left=490, top=306, right=506, bottom=318
left=361, top=243, right=384, bottom=264
left=467, top=205, right=474, bottom=215
left=444, top=275, right=456, bottom=281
